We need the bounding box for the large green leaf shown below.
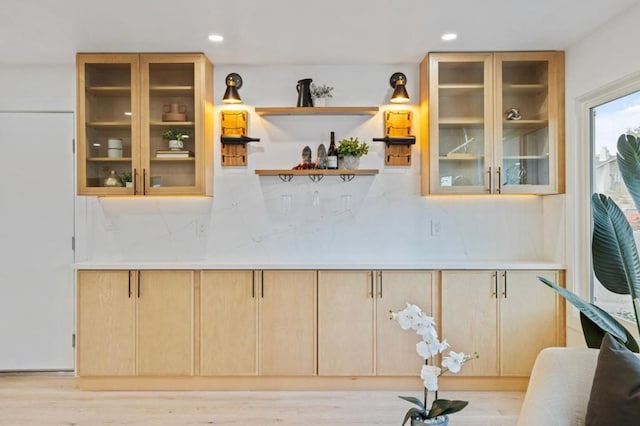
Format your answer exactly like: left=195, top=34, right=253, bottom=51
left=538, top=276, right=628, bottom=344
left=427, top=399, right=469, bottom=418
left=580, top=308, right=639, bottom=352
left=617, top=134, right=640, bottom=212
left=591, top=193, right=640, bottom=295
left=398, top=395, right=425, bottom=411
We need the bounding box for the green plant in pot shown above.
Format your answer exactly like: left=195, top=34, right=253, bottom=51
left=539, top=133, right=640, bottom=352
left=119, top=171, right=133, bottom=188
left=337, top=137, right=369, bottom=170
left=162, top=128, right=189, bottom=150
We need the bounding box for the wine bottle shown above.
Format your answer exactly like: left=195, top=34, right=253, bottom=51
left=327, top=131, right=338, bottom=169
left=220, top=135, right=261, bottom=144
left=372, top=135, right=416, bottom=145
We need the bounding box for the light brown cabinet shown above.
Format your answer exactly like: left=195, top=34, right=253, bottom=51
left=200, top=270, right=258, bottom=376
left=317, top=270, right=434, bottom=376
left=260, top=270, right=317, bottom=376
left=76, top=53, right=213, bottom=196
left=420, top=51, right=564, bottom=195
left=200, top=270, right=317, bottom=376
left=77, top=270, right=195, bottom=377
left=440, top=270, right=563, bottom=377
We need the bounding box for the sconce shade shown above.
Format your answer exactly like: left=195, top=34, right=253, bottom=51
left=389, top=72, right=410, bottom=103
left=222, top=72, right=243, bottom=104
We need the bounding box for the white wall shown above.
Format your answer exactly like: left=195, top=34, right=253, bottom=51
left=565, top=2, right=640, bottom=345
left=73, top=64, right=552, bottom=265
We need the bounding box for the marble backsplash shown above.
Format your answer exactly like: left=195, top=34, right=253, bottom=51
left=74, top=172, right=551, bottom=265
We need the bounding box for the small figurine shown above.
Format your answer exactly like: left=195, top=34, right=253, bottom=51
left=316, top=144, right=327, bottom=169
left=506, top=108, right=522, bottom=120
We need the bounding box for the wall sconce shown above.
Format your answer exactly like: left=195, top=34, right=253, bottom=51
left=222, top=73, right=243, bottom=104
left=389, top=72, right=409, bottom=103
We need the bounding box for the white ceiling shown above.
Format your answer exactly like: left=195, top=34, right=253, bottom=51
left=1, top=0, right=638, bottom=65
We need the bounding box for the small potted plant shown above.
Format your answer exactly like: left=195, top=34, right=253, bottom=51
left=310, top=83, right=334, bottom=107
left=119, top=171, right=133, bottom=188
left=337, top=137, right=369, bottom=169
left=162, top=128, right=189, bottom=150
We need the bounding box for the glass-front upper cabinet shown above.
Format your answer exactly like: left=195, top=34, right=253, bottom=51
left=76, top=53, right=213, bottom=197
left=494, top=52, right=563, bottom=194
left=77, top=54, right=139, bottom=196
left=427, top=53, right=494, bottom=194
left=422, top=51, right=564, bottom=195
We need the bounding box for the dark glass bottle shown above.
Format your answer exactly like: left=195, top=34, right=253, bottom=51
left=327, top=131, right=338, bottom=169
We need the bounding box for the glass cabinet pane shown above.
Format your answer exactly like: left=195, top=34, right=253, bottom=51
left=435, top=59, right=489, bottom=192
left=499, top=60, right=550, bottom=189
left=83, top=63, right=134, bottom=189
left=146, top=62, right=196, bottom=190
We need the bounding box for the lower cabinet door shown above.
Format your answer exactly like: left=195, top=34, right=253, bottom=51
left=136, top=270, right=194, bottom=376
left=318, top=270, right=375, bottom=376
left=259, top=270, right=317, bottom=376
left=376, top=270, right=434, bottom=376
left=500, top=270, right=560, bottom=376
left=77, top=270, right=135, bottom=376
left=200, top=270, right=258, bottom=376
left=441, top=270, right=500, bottom=376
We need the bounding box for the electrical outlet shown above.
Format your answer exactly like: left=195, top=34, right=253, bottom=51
left=430, top=220, right=441, bottom=237
left=196, top=221, right=208, bottom=237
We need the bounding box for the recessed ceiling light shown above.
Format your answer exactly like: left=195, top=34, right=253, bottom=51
left=441, top=33, right=457, bottom=41
left=208, top=34, right=224, bottom=43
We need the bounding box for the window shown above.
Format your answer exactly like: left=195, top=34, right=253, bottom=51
left=591, top=90, right=640, bottom=322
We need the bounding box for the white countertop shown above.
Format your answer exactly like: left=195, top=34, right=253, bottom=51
left=74, top=261, right=565, bottom=270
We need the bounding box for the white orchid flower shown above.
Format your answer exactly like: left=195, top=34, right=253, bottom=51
left=442, top=350, right=467, bottom=373
left=393, top=303, right=422, bottom=330
left=416, top=339, right=440, bottom=359
left=421, top=364, right=441, bottom=391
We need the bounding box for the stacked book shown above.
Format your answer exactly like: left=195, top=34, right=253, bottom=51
left=156, top=150, right=194, bottom=158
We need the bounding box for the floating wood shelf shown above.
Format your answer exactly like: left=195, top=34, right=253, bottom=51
left=255, top=169, right=378, bottom=182
left=254, top=106, right=379, bottom=116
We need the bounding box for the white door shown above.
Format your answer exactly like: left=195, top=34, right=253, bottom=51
left=0, top=112, right=75, bottom=370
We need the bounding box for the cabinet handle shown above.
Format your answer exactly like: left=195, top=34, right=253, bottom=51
left=370, top=272, right=374, bottom=298
left=128, top=271, right=132, bottom=298
left=252, top=272, right=255, bottom=298
left=496, top=167, right=502, bottom=194
left=492, top=271, right=498, bottom=298
left=379, top=271, right=383, bottom=298
left=133, top=168, right=138, bottom=195
left=137, top=272, right=141, bottom=298
left=142, top=168, right=147, bottom=195
left=261, top=270, right=264, bottom=298
left=502, top=271, right=507, bottom=298
left=487, top=167, right=493, bottom=193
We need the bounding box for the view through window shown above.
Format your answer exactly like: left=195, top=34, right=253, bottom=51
left=591, top=90, right=640, bottom=322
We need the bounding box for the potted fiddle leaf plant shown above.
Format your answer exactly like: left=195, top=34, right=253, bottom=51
left=337, top=137, right=369, bottom=170
left=539, top=133, right=640, bottom=352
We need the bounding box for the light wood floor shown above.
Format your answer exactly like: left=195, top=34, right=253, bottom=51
left=0, top=375, right=524, bottom=425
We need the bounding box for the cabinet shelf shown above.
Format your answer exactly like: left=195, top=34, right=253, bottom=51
left=502, top=83, right=547, bottom=94
left=151, top=157, right=195, bottom=162
left=150, top=121, right=195, bottom=127
left=255, top=106, right=379, bottom=116
left=439, top=118, right=485, bottom=127
left=255, top=168, right=378, bottom=182
left=87, top=157, right=132, bottom=162
left=86, top=121, right=132, bottom=128
left=149, top=85, right=194, bottom=95
left=86, top=86, right=131, bottom=96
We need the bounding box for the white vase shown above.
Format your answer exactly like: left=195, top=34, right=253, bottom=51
left=168, top=139, right=183, bottom=150
left=340, top=156, right=360, bottom=170
left=313, top=97, right=326, bottom=107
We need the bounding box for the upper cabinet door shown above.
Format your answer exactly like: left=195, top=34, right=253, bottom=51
left=428, top=53, right=494, bottom=194
left=76, top=54, right=140, bottom=196
left=76, top=53, right=213, bottom=197
left=139, top=54, right=213, bottom=196
left=494, top=52, right=564, bottom=195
